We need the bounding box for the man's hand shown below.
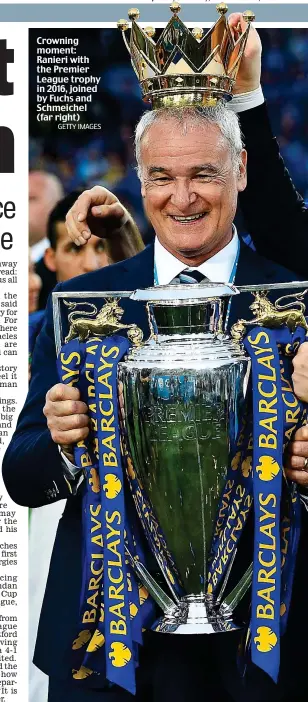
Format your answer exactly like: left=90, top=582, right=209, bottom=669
left=292, top=342, right=308, bottom=402
left=43, top=384, right=89, bottom=453
left=228, top=13, right=262, bottom=95
left=285, top=425, right=308, bottom=488
left=283, top=344, right=308, bottom=487
left=65, top=185, right=131, bottom=246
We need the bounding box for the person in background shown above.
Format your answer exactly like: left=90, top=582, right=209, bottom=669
left=29, top=170, right=64, bottom=262
left=28, top=255, right=44, bottom=367
left=29, top=171, right=64, bottom=308
left=44, top=192, right=110, bottom=283
left=29, top=190, right=145, bottom=702
left=29, top=255, right=42, bottom=314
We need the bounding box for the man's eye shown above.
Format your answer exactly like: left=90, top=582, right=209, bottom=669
left=96, top=242, right=105, bottom=252
left=67, top=243, right=80, bottom=253
left=195, top=174, right=213, bottom=179
left=153, top=176, right=171, bottom=183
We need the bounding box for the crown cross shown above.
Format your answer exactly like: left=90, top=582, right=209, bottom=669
left=117, top=3, right=255, bottom=108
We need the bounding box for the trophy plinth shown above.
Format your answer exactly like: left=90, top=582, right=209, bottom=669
left=152, top=594, right=239, bottom=634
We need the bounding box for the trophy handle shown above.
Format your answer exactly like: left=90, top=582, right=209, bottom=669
left=125, top=546, right=176, bottom=614
left=145, top=302, right=158, bottom=341
left=219, top=562, right=253, bottom=617
left=231, top=287, right=308, bottom=341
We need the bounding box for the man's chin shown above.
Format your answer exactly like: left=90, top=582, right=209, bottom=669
left=177, top=247, right=206, bottom=259
left=175, top=236, right=213, bottom=258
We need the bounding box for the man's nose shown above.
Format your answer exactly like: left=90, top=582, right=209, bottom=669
left=170, top=180, right=197, bottom=211
left=82, top=248, right=100, bottom=272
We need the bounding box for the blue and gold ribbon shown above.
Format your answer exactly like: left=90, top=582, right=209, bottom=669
left=245, top=328, right=283, bottom=681
left=57, top=324, right=307, bottom=689
left=245, top=327, right=306, bottom=681
left=57, top=335, right=156, bottom=694
left=208, top=325, right=307, bottom=684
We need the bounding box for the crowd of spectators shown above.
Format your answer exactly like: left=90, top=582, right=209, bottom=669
left=261, top=29, right=308, bottom=199
left=29, top=28, right=308, bottom=236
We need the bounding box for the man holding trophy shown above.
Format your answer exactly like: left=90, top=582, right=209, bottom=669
left=4, top=5, right=308, bottom=702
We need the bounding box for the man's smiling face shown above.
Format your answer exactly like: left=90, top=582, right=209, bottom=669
left=140, top=117, right=247, bottom=266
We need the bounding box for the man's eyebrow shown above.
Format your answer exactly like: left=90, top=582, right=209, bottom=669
left=147, top=164, right=220, bottom=176
left=148, top=166, right=168, bottom=175
left=193, top=164, right=220, bottom=173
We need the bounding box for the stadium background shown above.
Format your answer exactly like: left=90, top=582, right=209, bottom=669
left=29, top=28, right=308, bottom=242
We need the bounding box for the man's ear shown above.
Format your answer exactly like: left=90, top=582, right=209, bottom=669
left=237, top=149, right=247, bottom=193
left=44, top=247, right=56, bottom=273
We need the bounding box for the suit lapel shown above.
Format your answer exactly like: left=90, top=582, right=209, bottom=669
left=114, top=244, right=155, bottom=336
left=229, top=241, right=285, bottom=328
left=120, top=243, right=154, bottom=289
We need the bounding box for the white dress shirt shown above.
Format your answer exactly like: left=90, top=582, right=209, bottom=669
left=228, top=86, right=264, bottom=114
left=154, top=228, right=239, bottom=286
left=31, top=237, right=50, bottom=263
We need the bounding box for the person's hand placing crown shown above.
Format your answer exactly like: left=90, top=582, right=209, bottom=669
left=228, top=12, right=262, bottom=94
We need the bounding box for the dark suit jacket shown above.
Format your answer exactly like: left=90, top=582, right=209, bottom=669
left=35, top=255, right=57, bottom=311
left=239, top=102, right=308, bottom=277
left=2, top=241, right=306, bottom=683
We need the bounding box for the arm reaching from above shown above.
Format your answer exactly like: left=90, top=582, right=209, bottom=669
left=228, top=12, right=262, bottom=95
left=228, top=14, right=308, bottom=276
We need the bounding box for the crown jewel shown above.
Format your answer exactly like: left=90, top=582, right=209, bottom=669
left=117, top=4, right=255, bottom=108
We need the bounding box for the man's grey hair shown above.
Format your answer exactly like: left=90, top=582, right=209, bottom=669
left=134, top=105, right=244, bottom=180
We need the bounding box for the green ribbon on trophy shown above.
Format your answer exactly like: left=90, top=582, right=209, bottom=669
left=208, top=325, right=306, bottom=683
left=57, top=336, right=156, bottom=695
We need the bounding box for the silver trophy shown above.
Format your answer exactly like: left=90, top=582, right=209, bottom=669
left=53, top=281, right=308, bottom=635
left=119, top=283, right=250, bottom=634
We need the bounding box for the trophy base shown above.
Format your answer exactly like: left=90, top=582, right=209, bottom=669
left=152, top=595, right=240, bottom=634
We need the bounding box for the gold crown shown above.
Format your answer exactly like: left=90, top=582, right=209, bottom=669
left=117, top=3, right=255, bottom=108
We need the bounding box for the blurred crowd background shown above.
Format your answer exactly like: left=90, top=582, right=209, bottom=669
left=29, top=28, right=308, bottom=247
